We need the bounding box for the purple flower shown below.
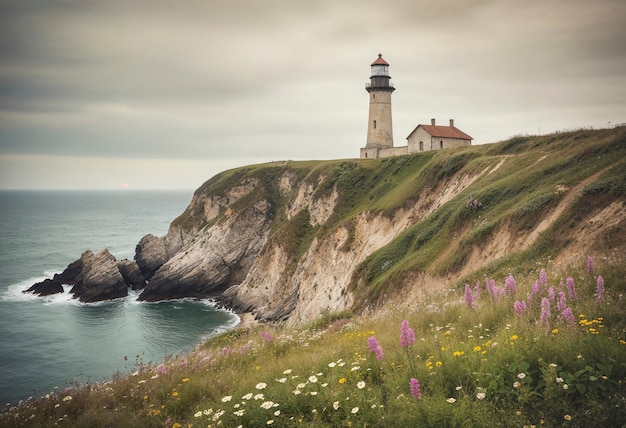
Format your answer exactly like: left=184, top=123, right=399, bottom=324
left=367, top=336, right=384, bottom=360
left=505, top=275, right=517, bottom=295
left=400, top=320, right=416, bottom=348
left=587, top=256, right=595, bottom=276
left=155, top=363, right=168, bottom=376
left=165, top=417, right=172, bottom=428
left=513, top=300, right=527, bottom=315
left=259, top=332, right=274, bottom=342
left=595, top=276, right=605, bottom=303
left=548, top=287, right=556, bottom=302
left=221, top=346, right=231, bottom=357
left=565, top=277, right=577, bottom=301
left=409, top=378, right=422, bottom=399
left=473, top=281, right=481, bottom=300
left=540, top=297, right=551, bottom=329
left=560, top=307, right=576, bottom=326
left=464, top=284, right=473, bottom=309
left=556, top=291, right=567, bottom=313
left=538, top=269, right=548, bottom=289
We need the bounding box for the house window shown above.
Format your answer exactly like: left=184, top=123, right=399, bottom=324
left=440, top=140, right=443, bottom=149
left=373, top=120, right=377, bottom=129
left=419, top=141, right=423, bottom=151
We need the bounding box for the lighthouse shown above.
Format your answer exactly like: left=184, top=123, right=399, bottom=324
left=364, top=53, right=395, bottom=150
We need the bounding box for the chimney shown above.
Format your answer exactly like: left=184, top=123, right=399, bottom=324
left=449, top=119, right=454, bottom=127
left=431, top=118, right=435, bottom=126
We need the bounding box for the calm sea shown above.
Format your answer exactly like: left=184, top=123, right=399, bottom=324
left=0, top=190, right=239, bottom=406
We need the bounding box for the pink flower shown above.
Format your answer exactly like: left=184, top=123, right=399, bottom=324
left=540, top=297, right=551, bottom=329
left=513, top=300, right=527, bottom=315
left=505, top=275, right=517, bottom=295
left=560, top=307, right=576, bottom=326
left=538, top=269, right=548, bottom=289
left=595, top=276, right=605, bottom=303
left=565, top=277, right=577, bottom=301
left=400, top=320, right=416, bottom=348
left=367, top=336, right=384, bottom=360
left=556, top=291, right=567, bottom=313
left=586, top=256, right=595, bottom=276
left=410, top=378, right=422, bottom=399
left=155, top=363, right=168, bottom=376
left=464, top=284, right=473, bottom=309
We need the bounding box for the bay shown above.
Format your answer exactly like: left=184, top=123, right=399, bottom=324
left=0, top=190, right=239, bottom=405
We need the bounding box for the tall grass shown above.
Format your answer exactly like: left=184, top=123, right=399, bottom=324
left=4, top=257, right=624, bottom=427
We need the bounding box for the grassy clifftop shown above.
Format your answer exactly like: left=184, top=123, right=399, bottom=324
left=3, top=127, right=625, bottom=426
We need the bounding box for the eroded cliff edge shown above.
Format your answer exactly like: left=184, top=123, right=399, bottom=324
left=26, top=128, right=626, bottom=324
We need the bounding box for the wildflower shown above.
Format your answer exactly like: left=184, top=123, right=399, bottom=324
left=514, top=300, right=527, bottom=315
left=436, top=361, right=443, bottom=367
left=540, top=297, right=551, bottom=328
left=276, top=377, right=287, bottom=383
left=517, top=373, right=526, bottom=379
left=62, top=395, right=72, bottom=402
left=283, top=369, right=292, bottom=375
left=339, top=378, right=346, bottom=384
left=357, top=381, right=366, bottom=389
left=561, top=307, right=576, bottom=326
left=556, top=377, right=564, bottom=383
left=476, top=392, right=486, bottom=400
left=194, top=411, right=202, bottom=418
left=254, top=393, right=265, bottom=400
left=165, top=417, right=172, bottom=428
left=256, top=382, right=267, bottom=390
left=351, top=407, right=359, bottom=414
left=474, top=346, right=482, bottom=352
left=234, top=409, right=245, bottom=417
left=221, top=395, right=232, bottom=403
left=446, top=398, right=456, bottom=404
left=563, top=384, right=568, bottom=390
left=565, top=277, right=577, bottom=301
left=595, top=276, right=605, bottom=303
left=221, top=346, right=231, bottom=356
left=260, top=401, right=275, bottom=409
left=552, top=328, right=559, bottom=334
left=172, top=423, right=182, bottom=428
left=242, top=393, right=253, bottom=400
left=274, top=410, right=280, bottom=416
left=548, top=287, right=555, bottom=302
left=464, top=284, right=473, bottom=309
left=267, top=420, right=274, bottom=425
left=333, top=401, right=340, bottom=410
left=587, top=256, right=594, bottom=276
left=309, top=375, right=318, bottom=383
left=505, top=275, right=517, bottom=295
left=474, top=281, right=482, bottom=300
left=328, top=362, right=337, bottom=368
left=409, top=378, right=422, bottom=399
left=350, top=366, right=360, bottom=372
left=557, top=291, right=567, bottom=312
left=367, top=336, right=384, bottom=360
left=155, top=363, right=167, bottom=376
left=510, top=334, right=519, bottom=341
left=400, top=320, right=416, bottom=347
left=513, top=381, right=521, bottom=388
left=456, top=386, right=463, bottom=391
left=538, top=268, right=548, bottom=288
left=564, top=414, right=572, bottom=421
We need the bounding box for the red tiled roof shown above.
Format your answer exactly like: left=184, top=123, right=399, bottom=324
left=407, top=125, right=473, bottom=140
left=371, top=53, right=389, bottom=66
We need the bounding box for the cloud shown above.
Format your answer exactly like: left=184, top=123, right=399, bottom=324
left=0, top=0, right=625, bottom=188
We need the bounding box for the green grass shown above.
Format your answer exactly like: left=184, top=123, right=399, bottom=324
left=4, top=258, right=625, bottom=427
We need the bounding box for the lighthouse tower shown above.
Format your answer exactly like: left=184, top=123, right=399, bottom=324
left=364, top=53, right=395, bottom=151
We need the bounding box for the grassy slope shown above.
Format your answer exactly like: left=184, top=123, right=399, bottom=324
left=3, top=128, right=626, bottom=427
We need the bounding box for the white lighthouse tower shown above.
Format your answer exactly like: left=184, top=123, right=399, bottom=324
left=361, top=54, right=395, bottom=158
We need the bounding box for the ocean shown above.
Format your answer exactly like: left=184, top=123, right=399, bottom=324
left=0, top=190, right=239, bottom=406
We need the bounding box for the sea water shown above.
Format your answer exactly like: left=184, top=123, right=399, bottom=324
left=0, top=190, right=239, bottom=405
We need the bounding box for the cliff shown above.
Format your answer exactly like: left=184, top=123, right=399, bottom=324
left=26, top=127, right=626, bottom=324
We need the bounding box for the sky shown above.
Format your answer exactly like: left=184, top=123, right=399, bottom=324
left=1, top=0, right=625, bottom=190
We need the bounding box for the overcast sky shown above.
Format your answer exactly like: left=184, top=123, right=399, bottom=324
left=1, top=0, right=625, bottom=190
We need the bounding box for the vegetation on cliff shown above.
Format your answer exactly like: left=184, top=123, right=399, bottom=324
left=3, top=127, right=626, bottom=426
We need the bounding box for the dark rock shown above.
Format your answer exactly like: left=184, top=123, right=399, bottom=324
left=24, top=278, right=64, bottom=296
left=118, top=260, right=146, bottom=290
left=70, top=249, right=128, bottom=303
left=52, top=258, right=83, bottom=284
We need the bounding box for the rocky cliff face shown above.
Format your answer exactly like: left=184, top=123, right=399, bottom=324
left=25, top=128, right=626, bottom=324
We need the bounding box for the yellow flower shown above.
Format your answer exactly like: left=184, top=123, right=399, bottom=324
left=172, top=391, right=179, bottom=397
left=453, top=351, right=465, bottom=357
left=510, top=335, right=519, bottom=341
left=143, top=395, right=148, bottom=401
left=339, top=378, right=346, bottom=384
left=172, top=423, right=182, bottom=428
left=441, top=346, right=447, bottom=351
left=552, top=328, right=559, bottom=334
left=182, top=378, right=190, bottom=383
left=473, top=346, right=482, bottom=352
left=436, top=361, right=443, bottom=367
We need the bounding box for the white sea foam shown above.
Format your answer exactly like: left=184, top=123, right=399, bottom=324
left=0, top=276, right=49, bottom=302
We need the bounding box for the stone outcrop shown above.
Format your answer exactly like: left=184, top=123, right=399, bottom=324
left=69, top=249, right=128, bottom=303
left=24, top=278, right=64, bottom=296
